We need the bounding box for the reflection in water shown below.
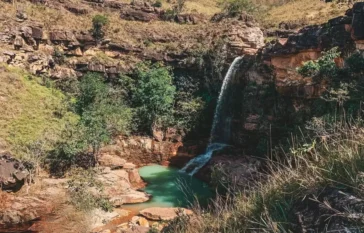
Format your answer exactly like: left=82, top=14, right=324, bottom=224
left=124, top=164, right=213, bottom=210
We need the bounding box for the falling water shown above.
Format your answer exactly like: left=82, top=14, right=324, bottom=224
left=181, top=57, right=243, bottom=175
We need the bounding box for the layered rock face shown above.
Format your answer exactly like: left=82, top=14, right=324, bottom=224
left=99, top=135, right=183, bottom=167
left=0, top=0, right=264, bottom=81
left=218, top=3, right=364, bottom=155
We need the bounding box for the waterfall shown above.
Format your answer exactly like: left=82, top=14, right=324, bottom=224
left=181, top=57, right=243, bottom=175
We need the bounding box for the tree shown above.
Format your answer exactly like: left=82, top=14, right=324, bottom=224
left=129, top=62, right=176, bottom=133
left=76, top=73, right=133, bottom=161
left=92, top=15, right=109, bottom=41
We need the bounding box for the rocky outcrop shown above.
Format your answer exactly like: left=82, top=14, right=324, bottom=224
left=120, top=4, right=160, bottom=22
left=0, top=192, right=52, bottom=226
left=0, top=154, right=31, bottom=191
left=263, top=3, right=364, bottom=99
left=96, top=166, right=149, bottom=206
left=196, top=148, right=262, bottom=188
left=139, top=207, right=193, bottom=221
left=99, top=136, right=183, bottom=167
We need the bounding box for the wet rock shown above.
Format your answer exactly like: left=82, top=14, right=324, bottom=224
left=139, top=207, right=193, bottom=221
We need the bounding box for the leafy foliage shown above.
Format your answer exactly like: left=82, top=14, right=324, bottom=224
left=153, top=0, right=162, bottom=7
left=218, top=0, right=257, bottom=16
left=297, top=47, right=341, bottom=81
left=75, top=73, right=133, bottom=157
left=92, top=15, right=109, bottom=41
left=67, top=168, right=113, bottom=212
left=123, top=62, right=176, bottom=132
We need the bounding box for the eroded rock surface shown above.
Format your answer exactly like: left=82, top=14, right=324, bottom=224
left=139, top=207, right=193, bottom=221
left=0, top=154, right=30, bottom=191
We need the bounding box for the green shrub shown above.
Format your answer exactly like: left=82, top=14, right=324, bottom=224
left=92, top=15, right=109, bottom=41
left=126, top=62, right=176, bottom=133
left=76, top=73, right=133, bottom=160
left=218, top=0, right=257, bottom=16
left=53, top=47, right=66, bottom=65
left=153, top=0, right=162, bottom=7
left=67, top=168, right=113, bottom=212
left=297, top=47, right=340, bottom=81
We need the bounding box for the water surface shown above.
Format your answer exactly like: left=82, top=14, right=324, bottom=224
left=124, top=164, right=212, bottom=210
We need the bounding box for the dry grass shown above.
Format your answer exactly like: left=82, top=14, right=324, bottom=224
left=260, top=0, right=348, bottom=28
left=172, top=115, right=364, bottom=233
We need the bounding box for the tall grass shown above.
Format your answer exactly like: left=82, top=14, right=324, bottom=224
left=167, top=114, right=364, bottom=233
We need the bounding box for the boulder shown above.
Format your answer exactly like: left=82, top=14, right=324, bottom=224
left=0, top=154, right=30, bottom=191
left=174, top=14, right=201, bottom=24
left=96, top=168, right=149, bottom=206
left=49, top=30, right=77, bottom=42
left=98, top=154, right=126, bottom=168
left=104, top=0, right=126, bottom=9
left=0, top=192, right=51, bottom=225
left=120, top=7, right=158, bottom=22
left=137, top=217, right=149, bottom=228
left=127, top=168, right=142, bottom=184
left=110, top=190, right=150, bottom=206
left=64, top=4, right=89, bottom=15
left=50, top=66, right=77, bottom=79
left=139, top=207, right=193, bottom=221
left=13, top=36, right=24, bottom=50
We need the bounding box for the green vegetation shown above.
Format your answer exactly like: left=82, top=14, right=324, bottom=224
left=129, top=62, right=176, bottom=132
left=92, top=14, right=109, bottom=41
left=120, top=62, right=207, bottom=135
left=218, top=0, right=257, bottom=16
left=153, top=0, right=162, bottom=7
left=162, top=50, right=364, bottom=232
left=67, top=168, right=113, bottom=212
left=76, top=73, right=133, bottom=159
left=0, top=65, right=78, bottom=161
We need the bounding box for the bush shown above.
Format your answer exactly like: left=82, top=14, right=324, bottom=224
left=125, top=62, right=176, bottom=133
left=92, top=15, right=109, bottom=41
left=218, top=0, right=257, bottom=16
left=153, top=0, right=162, bottom=7
left=67, top=168, right=113, bottom=212
left=297, top=47, right=340, bottom=81
left=53, top=47, right=65, bottom=65
left=76, top=73, right=133, bottom=160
